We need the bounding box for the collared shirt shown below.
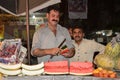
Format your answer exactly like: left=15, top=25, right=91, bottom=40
left=70, top=39, right=105, bottom=62
left=31, top=23, right=73, bottom=63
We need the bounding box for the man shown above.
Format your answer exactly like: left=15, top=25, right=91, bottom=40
left=67, top=27, right=73, bottom=39
left=70, top=25, right=105, bottom=62
left=31, top=6, right=75, bottom=63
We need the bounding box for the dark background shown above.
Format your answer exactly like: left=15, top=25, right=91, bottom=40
left=59, top=0, right=120, bottom=34
left=0, top=0, right=120, bottom=34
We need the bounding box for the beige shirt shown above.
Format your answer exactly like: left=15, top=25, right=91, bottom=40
left=70, top=39, right=105, bottom=62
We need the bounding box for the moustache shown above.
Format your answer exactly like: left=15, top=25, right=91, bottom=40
left=52, top=19, right=58, bottom=22
left=75, top=36, right=80, bottom=38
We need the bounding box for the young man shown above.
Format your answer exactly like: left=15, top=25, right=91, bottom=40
left=70, top=25, right=105, bottom=62
left=31, top=6, right=75, bottom=63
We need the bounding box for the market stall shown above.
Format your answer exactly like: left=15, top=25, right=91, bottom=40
left=0, top=0, right=120, bottom=80
left=0, top=33, right=120, bottom=80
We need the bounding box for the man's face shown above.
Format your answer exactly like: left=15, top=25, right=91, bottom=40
left=47, top=10, right=60, bottom=26
left=72, top=28, right=84, bottom=42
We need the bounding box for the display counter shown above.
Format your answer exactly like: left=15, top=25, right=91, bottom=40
left=2, top=75, right=120, bottom=80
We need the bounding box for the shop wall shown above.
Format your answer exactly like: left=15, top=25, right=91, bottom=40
left=4, top=25, right=35, bottom=46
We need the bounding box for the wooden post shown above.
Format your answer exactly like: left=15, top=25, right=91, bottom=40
left=26, top=0, right=31, bottom=64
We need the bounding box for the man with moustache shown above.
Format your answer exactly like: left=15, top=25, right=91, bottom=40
left=31, top=6, right=75, bottom=63
left=70, top=25, right=105, bottom=62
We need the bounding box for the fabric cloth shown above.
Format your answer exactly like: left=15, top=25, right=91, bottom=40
left=70, top=39, right=105, bottom=62
left=31, top=23, right=73, bottom=63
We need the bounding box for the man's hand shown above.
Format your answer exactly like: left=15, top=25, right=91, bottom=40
left=50, top=48, right=61, bottom=56
left=32, top=48, right=61, bottom=57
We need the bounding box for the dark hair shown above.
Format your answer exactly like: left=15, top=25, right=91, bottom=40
left=72, top=25, right=84, bottom=33
left=47, top=5, right=60, bottom=13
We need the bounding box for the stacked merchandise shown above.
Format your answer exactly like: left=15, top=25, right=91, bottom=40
left=0, top=39, right=27, bottom=64
left=0, top=39, right=45, bottom=76
left=0, top=39, right=25, bottom=76
left=21, top=62, right=44, bottom=76
left=0, top=60, right=94, bottom=76
left=70, top=62, right=93, bottom=75
left=44, top=61, right=69, bottom=74
left=0, top=62, right=44, bottom=76
left=44, top=60, right=93, bottom=75
left=94, top=34, right=120, bottom=70
left=0, top=62, right=21, bottom=76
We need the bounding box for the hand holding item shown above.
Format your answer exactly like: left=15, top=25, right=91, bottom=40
left=50, top=39, right=66, bottom=59
left=60, top=45, right=69, bottom=55
left=50, top=48, right=61, bottom=56
left=50, top=46, right=68, bottom=56
left=59, top=45, right=71, bottom=58
left=60, top=45, right=75, bottom=58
